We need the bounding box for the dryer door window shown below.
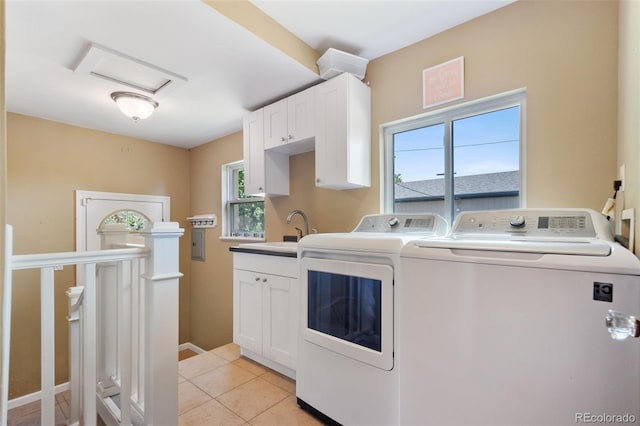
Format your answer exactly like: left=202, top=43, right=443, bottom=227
left=307, top=271, right=382, bottom=352
left=301, top=257, right=394, bottom=371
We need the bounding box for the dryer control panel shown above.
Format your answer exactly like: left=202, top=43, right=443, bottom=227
left=451, top=209, right=609, bottom=240
left=354, top=213, right=448, bottom=235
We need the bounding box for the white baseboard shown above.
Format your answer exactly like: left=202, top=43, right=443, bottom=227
left=178, top=342, right=206, bottom=354
left=7, top=382, right=69, bottom=410
left=9, top=345, right=203, bottom=411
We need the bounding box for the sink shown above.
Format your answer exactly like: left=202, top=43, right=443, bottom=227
left=237, top=241, right=298, bottom=254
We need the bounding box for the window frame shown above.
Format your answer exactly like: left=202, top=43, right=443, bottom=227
left=220, top=160, right=265, bottom=241
left=381, top=88, right=527, bottom=221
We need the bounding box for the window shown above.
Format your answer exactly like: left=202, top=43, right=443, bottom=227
left=222, top=161, right=265, bottom=239
left=100, top=210, right=149, bottom=231
left=383, top=89, right=525, bottom=222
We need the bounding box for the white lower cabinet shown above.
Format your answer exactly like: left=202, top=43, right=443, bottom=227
left=233, top=253, right=297, bottom=378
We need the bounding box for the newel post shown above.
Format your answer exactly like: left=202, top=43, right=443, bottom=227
left=140, top=222, right=184, bottom=425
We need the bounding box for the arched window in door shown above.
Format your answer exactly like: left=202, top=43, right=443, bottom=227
left=100, top=209, right=150, bottom=231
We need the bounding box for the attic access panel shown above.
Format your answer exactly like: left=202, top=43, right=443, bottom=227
left=74, top=42, right=187, bottom=95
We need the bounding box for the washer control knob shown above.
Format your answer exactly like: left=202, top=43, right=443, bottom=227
left=388, top=217, right=400, bottom=228
left=509, top=215, right=526, bottom=228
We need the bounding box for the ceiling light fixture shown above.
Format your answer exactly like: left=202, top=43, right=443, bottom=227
left=111, top=91, right=158, bottom=122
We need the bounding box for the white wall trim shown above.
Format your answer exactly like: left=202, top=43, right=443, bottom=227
left=8, top=343, right=203, bottom=412
left=7, top=382, right=69, bottom=410
left=178, top=342, right=206, bottom=354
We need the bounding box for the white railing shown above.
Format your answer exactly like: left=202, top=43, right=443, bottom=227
left=1, top=222, right=184, bottom=426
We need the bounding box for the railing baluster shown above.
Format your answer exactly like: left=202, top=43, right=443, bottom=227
left=40, top=267, right=55, bottom=426
left=131, top=258, right=140, bottom=407
left=83, top=263, right=97, bottom=426
left=118, top=260, right=132, bottom=425
left=67, top=286, right=84, bottom=426
left=138, top=257, right=145, bottom=409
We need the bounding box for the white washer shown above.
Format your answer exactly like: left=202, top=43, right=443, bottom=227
left=296, top=213, right=448, bottom=426
left=399, top=208, right=640, bottom=425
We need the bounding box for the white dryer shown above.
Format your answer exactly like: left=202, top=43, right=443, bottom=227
left=399, top=209, right=640, bottom=425
left=296, top=213, right=448, bottom=426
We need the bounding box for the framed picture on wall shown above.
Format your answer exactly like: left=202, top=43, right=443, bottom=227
left=423, top=56, right=464, bottom=109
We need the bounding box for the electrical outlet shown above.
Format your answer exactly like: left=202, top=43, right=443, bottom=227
left=620, top=164, right=625, bottom=191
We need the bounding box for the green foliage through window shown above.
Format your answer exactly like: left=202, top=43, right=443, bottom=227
left=101, top=210, right=149, bottom=231
left=228, top=164, right=264, bottom=238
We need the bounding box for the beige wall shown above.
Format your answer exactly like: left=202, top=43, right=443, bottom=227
left=188, top=132, right=243, bottom=349
left=618, top=0, right=640, bottom=252
left=367, top=0, right=618, bottom=210
left=277, top=0, right=620, bottom=234
left=6, top=113, right=191, bottom=398
left=186, top=0, right=621, bottom=351
left=3, top=0, right=626, bottom=397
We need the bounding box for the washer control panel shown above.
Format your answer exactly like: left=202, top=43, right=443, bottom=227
left=354, top=214, right=448, bottom=235
left=452, top=209, right=600, bottom=239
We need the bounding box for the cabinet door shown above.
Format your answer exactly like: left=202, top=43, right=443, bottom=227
left=243, top=109, right=289, bottom=196
left=233, top=269, right=263, bottom=354
left=264, top=99, right=288, bottom=150
left=315, top=73, right=371, bottom=189
left=242, top=110, right=265, bottom=195
left=287, top=87, right=315, bottom=143
left=315, top=75, right=348, bottom=188
left=262, top=275, right=296, bottom=369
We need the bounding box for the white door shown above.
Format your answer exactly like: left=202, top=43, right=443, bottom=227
left=75, top=190, right=170, bottom=393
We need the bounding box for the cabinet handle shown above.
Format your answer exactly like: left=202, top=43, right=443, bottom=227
left=288, top=135, right=293, bottom=140
left=262, top=278, right=267, bottom=283
left=280, top=136, right=286, bottom=142
left=255, top=277, right=260, bottom=282
left=258, top=187, right=263, bottom=191
left=316, top=178, right=320, bottom=184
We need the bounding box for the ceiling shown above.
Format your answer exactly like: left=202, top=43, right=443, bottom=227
left=5, top=0, right=514, bottom=149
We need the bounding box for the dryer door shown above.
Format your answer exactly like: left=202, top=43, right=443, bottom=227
left=301, top=257, right=394, bottom=370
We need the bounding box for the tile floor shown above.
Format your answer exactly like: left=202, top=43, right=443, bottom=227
left=7, top=343, right=322, bottom=426
left=178, top=343, right=322, bottom=426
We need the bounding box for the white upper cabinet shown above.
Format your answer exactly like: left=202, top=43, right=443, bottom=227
left=242, top=109, right=265, bottom=195
left=264, top=86, right=315, bottom=153
left=263, top=99, right=287, bottom=150
left=243, top=109, right=289, bottom=197
left=242, top=73, right=371, bottom=196
left=315, top=73, right=371, bottom=189
left=287, top=87, right=315, bottom=145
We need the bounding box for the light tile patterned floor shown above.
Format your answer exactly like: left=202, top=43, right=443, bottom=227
left=7, top=343, right=321, bottom=426
left=179, top=343, right=322, bottom=426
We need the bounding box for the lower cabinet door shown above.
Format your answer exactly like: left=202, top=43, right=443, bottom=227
left=262, top=274, right=296, bottom=369
left=233, top=269, right=263, bottom=354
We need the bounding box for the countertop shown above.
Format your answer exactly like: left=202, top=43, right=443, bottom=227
left=229, top=242, right=298, bottom=258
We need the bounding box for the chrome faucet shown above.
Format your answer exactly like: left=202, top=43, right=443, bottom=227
left=286, top=209, right=309, bottom=240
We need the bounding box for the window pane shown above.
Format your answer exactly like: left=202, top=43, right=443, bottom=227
left=230, top=201, right=265, bottom=238
left=101, top=210, right=149, bottom=231
left=393, top=123, right=445, bottom=216
left=452, top=106, right=520, bottom=217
